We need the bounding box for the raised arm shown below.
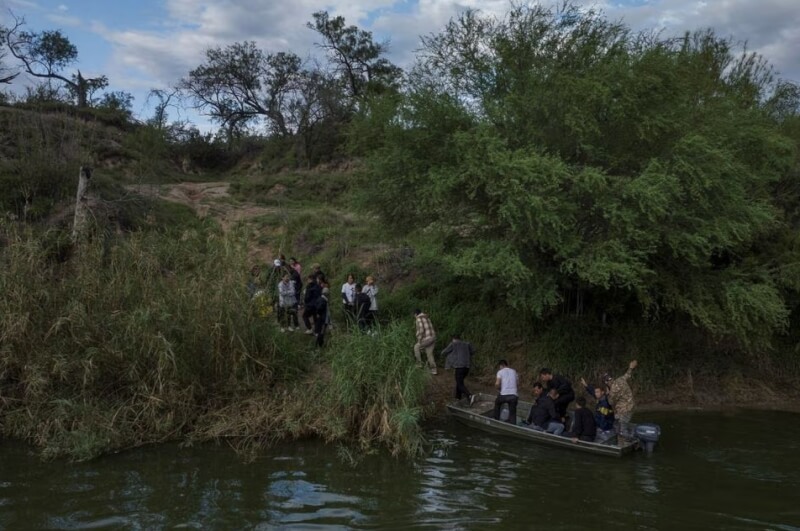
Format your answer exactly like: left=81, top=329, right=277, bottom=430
left=619, top=360, right=638, bottom=382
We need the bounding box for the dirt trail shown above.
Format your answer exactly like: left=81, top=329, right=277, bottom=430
left=126, top=181, right=280, bottom=230
left=126, top=181, right=284, bottom=264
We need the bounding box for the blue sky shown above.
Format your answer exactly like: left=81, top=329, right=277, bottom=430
left=3, top=0, right=799, bottom=128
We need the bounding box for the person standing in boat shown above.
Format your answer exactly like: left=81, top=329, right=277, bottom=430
left=604, top=359, right=638, bottom=445
left=580, top=376, right=616, bottom=443
left=493, top=360, right=519, bottom=423
left=539, top=368, right=575, bottom=421
left=442, top=334, right=475, bottom=405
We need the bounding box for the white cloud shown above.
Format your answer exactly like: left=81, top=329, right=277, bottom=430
left=46, top=13, right=81, bottom=27
left=95, top=0, right=800, bottom=97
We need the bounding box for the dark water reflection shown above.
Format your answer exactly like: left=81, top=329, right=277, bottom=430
left=1, top=410, right=799, bottom=529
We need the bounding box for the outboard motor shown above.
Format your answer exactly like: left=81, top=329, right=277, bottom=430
left=634, top=423, right=661, bottom=454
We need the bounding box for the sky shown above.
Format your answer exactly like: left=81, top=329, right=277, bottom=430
left=2, top=0, right=799, bottom=128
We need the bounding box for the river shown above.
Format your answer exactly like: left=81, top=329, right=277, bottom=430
left=1, top=410, right=799, bottom=530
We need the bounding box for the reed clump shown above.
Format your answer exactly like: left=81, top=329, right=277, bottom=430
left=0, top=223, right=290, bottom=459
left=192, top=322, right=429, bottom=458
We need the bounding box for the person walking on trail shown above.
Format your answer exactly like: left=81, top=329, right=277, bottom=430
left=247, top=265, right=262, bottom=299
left=303, top=275, right=321, bottom=334
left=493, top=359, right=519, bottom=423
left=315, top=287, right=330, bottom=347
left=604, top=359, right=638, bottom=445
left=443, top=334, right=475, bottom=405
left=290, top=257, right=302, bottom=275
left=362, top=275, right=379, bottom=333
left=341, top=273, right=357, bottom=325
left=288, top=266, right=302, bottom=299
left=413, top=309, right=437, bottom=374
left=277, top=272, right=299, bottom=332
left=354, top=284, right=371, bottom=332
left=311, top=263, right=326, bottom=284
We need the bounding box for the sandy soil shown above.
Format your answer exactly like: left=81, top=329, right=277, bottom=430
left=126, top=181, right=282, bottom=264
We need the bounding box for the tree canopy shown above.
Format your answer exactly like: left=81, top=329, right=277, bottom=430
left=357, top=4, right=800, bottom=348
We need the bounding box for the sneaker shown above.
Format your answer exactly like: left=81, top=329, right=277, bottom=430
left=304, top=329, right=313, bottom=335
left=280, top=328, right=286, bottom=333
left=415, top=363, right=423, bottom=369
left=469, top=395, right=477, bottom=407
left=430, top=368, right=438, bottom=375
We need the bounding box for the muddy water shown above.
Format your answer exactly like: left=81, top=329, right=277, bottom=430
left=1, top=410, right=799, bottom=529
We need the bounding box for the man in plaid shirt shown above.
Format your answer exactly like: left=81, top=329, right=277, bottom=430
left=413, top=309, right=438, bottom=374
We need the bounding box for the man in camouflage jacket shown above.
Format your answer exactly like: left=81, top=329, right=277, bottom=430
left=603, top=359, right=638, bottom=445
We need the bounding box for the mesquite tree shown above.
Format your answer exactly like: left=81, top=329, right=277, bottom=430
left=307, top=11, right=402, bottom=100
left=1, top=15, right=107, bottom=107
left=358, top=3, right=800, bottom=349
left=180, top=43, right=309, bottom=141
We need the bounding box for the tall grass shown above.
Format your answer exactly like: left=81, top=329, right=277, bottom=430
left=191, top=322, right=429, bottom=458
left=0, top=222, right=295, bottom=459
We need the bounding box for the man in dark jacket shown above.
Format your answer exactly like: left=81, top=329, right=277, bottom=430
left=314, top=287, right=329, bottom=347
left=442, top=334, right=475, bottom=404
left=580, top=377, right=615, bottom=434
left=525, top=384, right=565, bottom=435
left=303, top=275, right=321, bottom=333
left=539, top=368, right=575, bottom=420
left=565, top=397, right=597, bottom=443
left=354, top=284, right=372, bottom=332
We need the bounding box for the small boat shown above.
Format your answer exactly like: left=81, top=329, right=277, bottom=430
left=447, top=393, right=647, bottom=458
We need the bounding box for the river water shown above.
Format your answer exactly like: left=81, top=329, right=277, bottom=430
left=1, top=410, right=799, bottom=530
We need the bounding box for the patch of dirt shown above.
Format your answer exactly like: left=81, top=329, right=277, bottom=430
left=127, top=181, right=285, bottom=266
left=126, top=181, right=276, bottom=231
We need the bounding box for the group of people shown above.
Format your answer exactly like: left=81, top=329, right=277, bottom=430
left=247, top=255, right=379, bottom=347
left=414, top=314, right=637, bottom=448
left=492, top=359, right=639, bottom=446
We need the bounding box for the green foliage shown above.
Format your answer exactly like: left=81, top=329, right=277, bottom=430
left=0, top=108, right=89, bottom=219
left=359, top=3, right=800, bottom=350
left=324, top=323, right=428, bottom=455
left=0, top=223, right=298, bottom=459
left=308, top=11, right=402, bottom=99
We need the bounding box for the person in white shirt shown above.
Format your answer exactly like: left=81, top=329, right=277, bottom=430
left=362, top=275, right=379, bottom=333
left=341, top=273, right=356, bottom=324
left=494, top=359, right=519, bottom=424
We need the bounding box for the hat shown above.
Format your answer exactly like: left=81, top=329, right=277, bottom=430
left=273, top=259, right=282, bottom=268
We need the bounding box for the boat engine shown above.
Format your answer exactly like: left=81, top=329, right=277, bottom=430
left=634, top=423, right=661, bottom=454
